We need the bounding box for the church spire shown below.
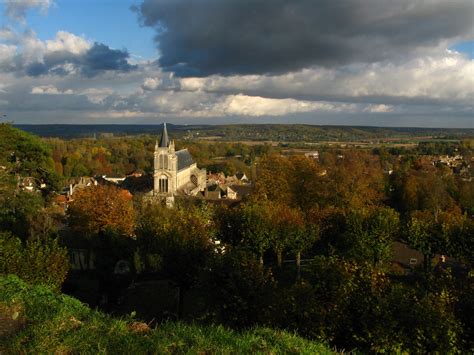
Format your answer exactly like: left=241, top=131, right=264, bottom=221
left=159, top=122, right=169, bottom=147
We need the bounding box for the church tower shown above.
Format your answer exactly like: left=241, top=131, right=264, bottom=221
left=151, top=122, right=206, bottom=200
left=154, top=123, right=178, bottom=196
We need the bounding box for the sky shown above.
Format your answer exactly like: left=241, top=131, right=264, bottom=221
left=0, top=0, right=473, bottom=127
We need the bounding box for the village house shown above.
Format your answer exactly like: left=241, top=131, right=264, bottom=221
left=61, top=176, right=98, bottom=198
left=17, top=176, right=46, bottom=192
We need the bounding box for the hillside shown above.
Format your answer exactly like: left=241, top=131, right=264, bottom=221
left=0, top=275, right=334, bottom=354
left=15, top=123, right=474, bottom=141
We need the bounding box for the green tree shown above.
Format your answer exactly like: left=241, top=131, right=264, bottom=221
left=241, top=201, right=273, bottom=264
left=405, top=210, right=461, bottom=272
left=0, top=124, right=61, bottom=193
left=135, top=201, right=215, bottom=318
left=0, top=170, right=44, bottom=239
left=344, top=207, right=400, bottom=267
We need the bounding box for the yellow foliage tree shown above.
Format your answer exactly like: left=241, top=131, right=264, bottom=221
left=67, top=185, right=135, bottom=237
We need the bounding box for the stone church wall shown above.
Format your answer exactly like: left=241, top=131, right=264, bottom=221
left=176, top=163, right=197, bottom=188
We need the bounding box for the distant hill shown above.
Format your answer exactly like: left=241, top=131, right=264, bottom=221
left=15, top=124, right=474, bottom=141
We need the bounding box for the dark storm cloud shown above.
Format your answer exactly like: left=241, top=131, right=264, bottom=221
left=29, top=43, right=136, bottom=77
left=135, top=0, right=474, bottom=76
left=80, top=43, right=137, bottom=77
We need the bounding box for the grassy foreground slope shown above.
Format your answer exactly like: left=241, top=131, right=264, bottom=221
left=0, top=275, right=333, bottom=354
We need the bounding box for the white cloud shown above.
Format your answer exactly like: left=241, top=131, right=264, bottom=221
left=364, top=104, right=394, bottom=113
left=139, top=90, right=359, bottom=118
left=18, top=32, right=45, bottom=65
left=180, top=77, right=206, bottom=91
left=45, top=31, right=91, bottom=55
left=86, top=110, right=152, bottom=119
left=79, top=87, right=114, bottom=104
left=31, top=85, right=73, bottom=95
left=19, top=31, right=91, bottom=65
left=177, top=52, right=474, bottom=105
left=142, top=77, right=161, bottom=91
left=5, top=0, right=53, bottom=21
left=216, top=94, right=352, bottom=117
left=0, top=27, right=17, bottom=42
left=0, top=43, right=17, bottom=69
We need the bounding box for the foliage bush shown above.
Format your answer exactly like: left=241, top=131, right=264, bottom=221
left=0, top=233, right=68, bottom=291
left=269, top=256, right=464, bottom=353
left=203, top=249, right=276, bottom=328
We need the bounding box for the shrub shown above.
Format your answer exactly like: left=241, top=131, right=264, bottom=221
left=0, top=232, right=69, bottom=291
left=0, top=275, right=334, bottom=354
left=203, top=249, right=276, bottom=328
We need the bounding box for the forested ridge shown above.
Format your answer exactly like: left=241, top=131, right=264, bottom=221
left=16, top=123, right=474, bottom=141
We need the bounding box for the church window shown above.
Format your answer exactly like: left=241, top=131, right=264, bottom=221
left=159, top=154, right=168, bottom=169
left=159, top=175, right=168, bottom=192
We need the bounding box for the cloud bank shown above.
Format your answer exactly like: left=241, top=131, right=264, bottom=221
left=0, top=0, right=472, bottom=126
left=136, top=0, right=474, bottom=76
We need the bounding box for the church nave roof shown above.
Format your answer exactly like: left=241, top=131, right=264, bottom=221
left=176, top=149, right=195, bottom=171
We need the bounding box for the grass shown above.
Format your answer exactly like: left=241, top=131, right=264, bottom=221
left=0, top=275, right=334, bottom=354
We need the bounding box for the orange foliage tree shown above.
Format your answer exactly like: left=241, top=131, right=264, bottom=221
left=67, top=185, right=135, bottom=237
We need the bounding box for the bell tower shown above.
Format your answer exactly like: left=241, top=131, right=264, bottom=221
left=153, top=123, right=177, bottom=196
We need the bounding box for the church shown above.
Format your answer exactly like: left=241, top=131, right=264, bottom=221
left=152, top=123, right=206, bottom=197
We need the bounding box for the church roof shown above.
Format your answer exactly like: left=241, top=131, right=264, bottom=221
left=159, top=123, right=169, bottom=147
left=176, top=149, right=195, bottom=171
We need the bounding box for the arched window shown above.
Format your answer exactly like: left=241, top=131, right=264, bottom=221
left=159, top=175, right=168, bottom=193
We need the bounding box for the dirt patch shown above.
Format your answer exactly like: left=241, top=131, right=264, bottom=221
left=128, top=321, right=151, bottom=334
left=0, top=301, right=26, bottom=338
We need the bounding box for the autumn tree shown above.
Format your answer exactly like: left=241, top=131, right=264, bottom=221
left=288, top=155, right=325, bottom=210
left=67, top=184, right=135, bottom=237
left=322, top=150, right=385, bottom=209
left=254, top=154, right=325, bottom=210
left=253, top=154, right=292, bottom=204
left=282, top=207, right=315, bottom=279
left=390, top=161, right=457, bottom=215
left=269, top=203, right=293, bottom=268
